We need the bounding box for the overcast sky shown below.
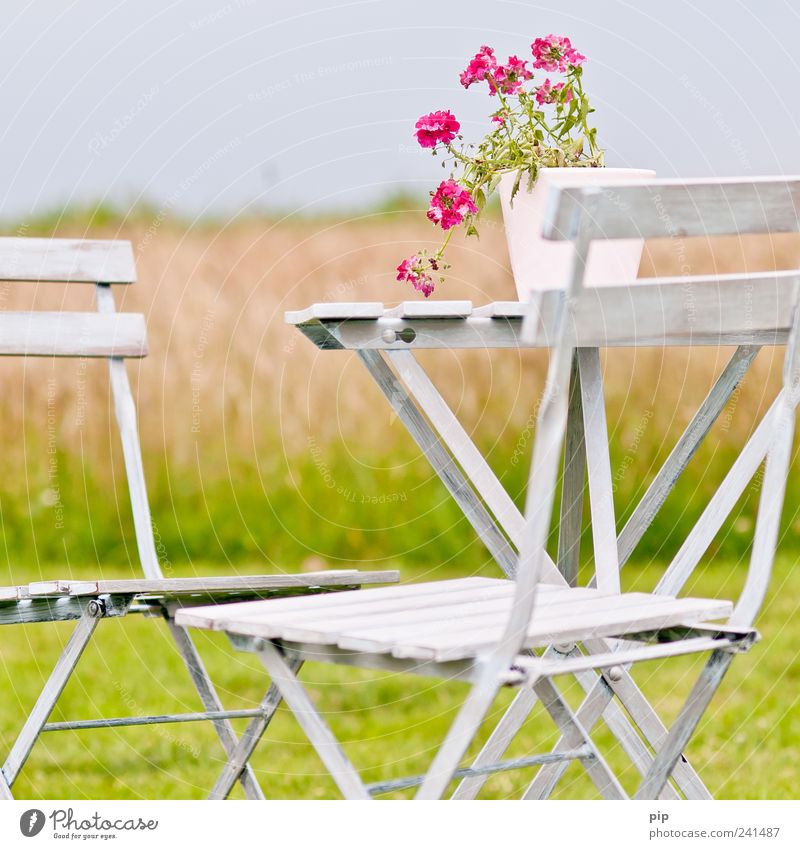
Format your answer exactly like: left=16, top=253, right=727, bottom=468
left=1, top=0, right=798, bottom=221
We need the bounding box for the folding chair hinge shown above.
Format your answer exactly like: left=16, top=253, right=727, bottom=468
left=86, top=598, right=107, bottom=618
left=502, top=666, right=528, bottom=686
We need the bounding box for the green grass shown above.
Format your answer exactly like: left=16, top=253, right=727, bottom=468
left=1, top=553, right=798, bottom=800
left=3, top=430, right=795, bottom=577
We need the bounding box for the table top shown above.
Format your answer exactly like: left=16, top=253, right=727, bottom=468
left=286, top=271, right=798, bottom=351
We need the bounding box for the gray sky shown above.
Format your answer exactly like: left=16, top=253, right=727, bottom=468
left=1, top=0, right=798, bottom=221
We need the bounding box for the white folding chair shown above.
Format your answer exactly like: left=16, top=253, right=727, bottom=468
left=0, top=237, right=397, bottom=800
left=177, top=176, right=800, bottom=799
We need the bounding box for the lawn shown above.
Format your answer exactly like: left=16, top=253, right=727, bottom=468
left=1, top=554, right=798, bottom=800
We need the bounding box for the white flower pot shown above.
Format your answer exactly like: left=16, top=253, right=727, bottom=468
left=498, top=167, right=656, bottom=300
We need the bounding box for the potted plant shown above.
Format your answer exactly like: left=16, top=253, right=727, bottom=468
left=396, top=35, right=654, bottom=299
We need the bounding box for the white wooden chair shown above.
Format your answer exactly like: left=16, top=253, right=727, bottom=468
left=176, top=176, right=800, bottom=799
left=0, top=237, right=397, bottom=800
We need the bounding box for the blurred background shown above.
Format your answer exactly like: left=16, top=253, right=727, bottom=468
left=0, top=0, right=799, bottom=799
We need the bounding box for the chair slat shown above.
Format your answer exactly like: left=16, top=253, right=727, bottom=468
left=175, top=577, right=498, bottom=630
left=0, top=238, right=136, bottom=283
left=0, top=312, right=147, bottom=358
left=22, top=571, right=398, bottom=601
left=339, top=591, right=704, bottom=655
left=543, top=177, right=800, bottom=241
left=393, top=597, right=734, bottom=662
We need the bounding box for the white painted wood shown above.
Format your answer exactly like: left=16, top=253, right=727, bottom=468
left=2, top=609, right=99, bottom=785
left=0, top=238, right=136, bottom=283
left=656, top=395, right=779, bottom=598
left=200, top=582, right=731, bottom=663
left=543, top=177, right=800, bottom=242
left=472, top=302, right=529, bottom=318
left=284, top=302, right=384, bottom=323
left=97, top=284, right=163, bottom=580
left=100, top=570, right=395, bottom=595
left=532, top=677, right=627, bottom=799
left=633, top=650, right=735, bottom=799
left=455, top=645, right=679, bottom=800
left=27, top=581, right=69, bottom=597
left=522, top=652, right=680, bottom=801
left=301, top=272, right=797, bottom=352
left=258, top=642, right=371, bottom=800
left=494, top=222, right=592, bottom=671
left=415, top=663, right=503, bottom=799
left=557, top=354, right=586, bottom=586
left=0, top=311, right=147, bottom=358
left=385, top=349, right=563, bottom=583
left=385, top=300, right=472, bottom=318
left=403, top=599, right=729, bottom=662
left=175, top=578, right=506, bottom=631
left=732, top=399, right=796, bottom=626
left=259, top=587, right=578, bottom=646
left=386, top=350, right=525, bottom=542
left=359, top=349, right=519, bottom=576
left=520, top=636, right=740, bottom=679
left=165, top=617, right=264, bottom=800
left=209, top=657, right=304, bottom=800
left=614, top=345, right=759, bottom=570
left=390, top=597, right=733, bottom=662
left=24, top=570, right=398, bottom=603
left=0, top=586, right=21, bottom=602
left=580, top=634, right=712, bottom=799
left=578, top=348, right=620, bottom=593
left=208, top=582, right=522, bottom=631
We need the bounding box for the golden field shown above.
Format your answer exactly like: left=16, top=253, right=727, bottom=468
left=2, top=211, right=799, bottom=460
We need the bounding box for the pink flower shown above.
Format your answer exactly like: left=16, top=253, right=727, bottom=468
left=414, top=110, right=460, bottom=148
left=427, top=179, right=478, bottom=230
left=396, top=255, right=435, bottom=297
left=535, top=79, right=573, bottom=105
left=489, top=55, right=533, bottom=96
left=531, top=35, right=586, bottom=72
left=460, top=45, right=497, bottom=88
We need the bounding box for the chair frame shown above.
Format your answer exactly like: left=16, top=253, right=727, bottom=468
left=193, top=176, right=800, bottom=799
left=229, top=178, right=800, bottom=798
left=0, top=238, right=396, bottom=800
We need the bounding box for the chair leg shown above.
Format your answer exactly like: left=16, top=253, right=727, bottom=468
left=532, top=677, right=627, bottom=799
left=165, top=618, right=265, bottom=800
left=1, top=607, right=99, bottom=792
left=634, top=649, right=734, bottom=800
left=257, top=643, right=371, bottom=800
left=415, top=664, right=504, bottom=800
left=209, top=659, right=303, bottom=800
left=582, top=640, right=712, bottom=799
left=526, top=659, right=700, bottom=799
left=454, top=649, right=678, bottom=800
left=451, top=683, right=538, bottom=799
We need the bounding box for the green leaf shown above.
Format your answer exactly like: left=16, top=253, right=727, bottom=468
left=510, top=169, right=524, bottom=203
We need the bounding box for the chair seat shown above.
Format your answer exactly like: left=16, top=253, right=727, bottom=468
left=175, top=577, right=733, bottom=663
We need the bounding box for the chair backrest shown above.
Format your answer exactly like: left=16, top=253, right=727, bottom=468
left=0, top=237, right=162, bottom=579
left=497, top=177, right=800, bottom=664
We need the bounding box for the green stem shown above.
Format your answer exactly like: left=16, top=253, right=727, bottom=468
left=434, top=227, right=455, bottom=261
